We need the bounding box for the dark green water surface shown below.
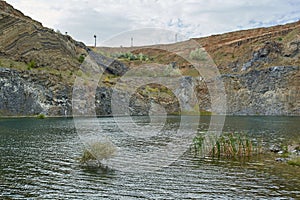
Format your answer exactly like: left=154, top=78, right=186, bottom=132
left=0, top=116, right=299, bottom=199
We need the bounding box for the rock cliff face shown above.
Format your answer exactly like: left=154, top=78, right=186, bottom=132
left=0, top=68, right=44, bottom=115
left=0, top=1, right=299, bottom=116
left=0, top=67, right=72, bottom=116
left=223, top=66, right=299, bottom=115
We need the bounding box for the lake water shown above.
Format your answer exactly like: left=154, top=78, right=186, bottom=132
left=0, top=116, right=299, bottom=199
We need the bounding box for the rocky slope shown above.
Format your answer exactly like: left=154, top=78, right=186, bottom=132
left=96, top=21, right=300, bottom=116
left=0, top=1, right=299, bottom=116
left=0, top=1, right=127, bottom=116
left=0, top=1, right=86, bottom=115
left=0, top=1, right=88, bottom=70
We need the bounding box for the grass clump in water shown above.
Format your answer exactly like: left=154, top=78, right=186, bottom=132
left=193, top=133, right=263, bottom=159
left=80, top=141, right=116, bottom=165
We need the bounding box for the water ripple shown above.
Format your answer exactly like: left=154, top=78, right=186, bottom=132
left=0, top=117, right=299, bottom=199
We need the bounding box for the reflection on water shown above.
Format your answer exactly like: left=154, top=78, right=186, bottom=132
left=0, top=116, right=299, bottom=199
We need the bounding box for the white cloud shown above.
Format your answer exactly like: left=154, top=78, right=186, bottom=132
left=5, top=0, right=300, bottom=46
left=4, top=0, right=66, bottom=28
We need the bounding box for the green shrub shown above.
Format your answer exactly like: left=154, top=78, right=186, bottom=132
left=78, top=55, right=85, bottom=63
left=129, top=54, right=136, bottom=61
left=113, top=52, right=150, bottom=61
left=287, top=157, right=300, bottom=166
left=199, top=110, right=212, bottom=115
left=27, top=60, right=36, bottom=69
left=36, top=113, right=46, bottom=119
left=163, top=64, right=181, bottom=76
left=189, top=48, right=208, bottom=61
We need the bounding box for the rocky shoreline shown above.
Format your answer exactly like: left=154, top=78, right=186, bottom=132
left=270, top=144, right=300, bottom=166
left=1, top=65, right=299, bottom=117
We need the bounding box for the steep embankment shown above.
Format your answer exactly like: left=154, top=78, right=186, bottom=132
left=0, top=1, right=87, bottom=70
left=0, top=1, right=87, bottom=115
left=0, top=1, right=128, bottom=116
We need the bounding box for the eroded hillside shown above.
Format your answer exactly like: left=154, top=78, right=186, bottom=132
left=0, top=1, right=87, bottom=115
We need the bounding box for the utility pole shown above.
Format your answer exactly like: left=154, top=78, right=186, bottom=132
left=175, top=33, right=177, bottom=43
left=131, top=37, right=133, bottom=47
left=94, top=34, right=97, bottom=47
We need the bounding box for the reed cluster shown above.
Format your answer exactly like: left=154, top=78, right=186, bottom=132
left=193, top=133, right=263, bottom=159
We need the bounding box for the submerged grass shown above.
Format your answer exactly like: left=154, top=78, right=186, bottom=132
left=193, top=133, right=263, bottom=159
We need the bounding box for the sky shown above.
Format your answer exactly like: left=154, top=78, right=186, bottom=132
left=5, top=0, right=300, bottom=46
